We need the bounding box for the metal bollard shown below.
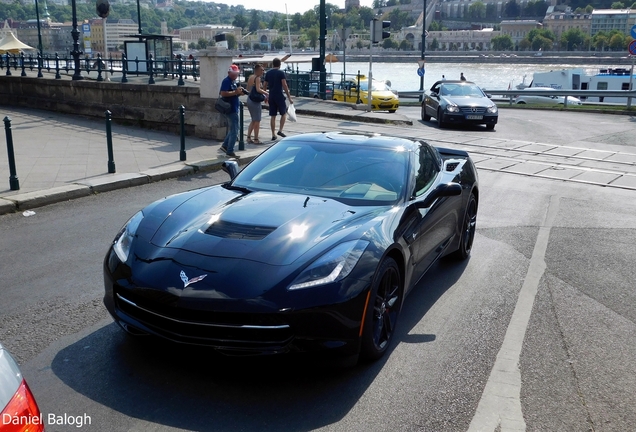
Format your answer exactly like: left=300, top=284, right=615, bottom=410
left=239, top=102, right=244, bottom=151
left=179, top=105, right=186, bottom=161
left=105, top=110, right=116, bottom=173
left=3, top=116, right=20, bottom=191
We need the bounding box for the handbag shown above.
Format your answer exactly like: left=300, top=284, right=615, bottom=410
left=215, top=96, right=232, bottom=114
left=249, top=85, right=266, bottom=103
left=287, top=103, right=297, bottom=122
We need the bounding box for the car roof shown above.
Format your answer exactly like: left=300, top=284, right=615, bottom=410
left=282, top=132, right=421, bottom=152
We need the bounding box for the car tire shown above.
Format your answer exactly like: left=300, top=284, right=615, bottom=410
left=422, top=105, right=431, bottom=121
left=486, top=124, right=495, bottom=130
left=388, top=110, right=396, bottom=113
left=449, top=193, right=477, bottom=260
left=516, top=101, right=526, bottom=104
left=360, top=257, right=403, bottom=361
left=437, top=108, right=445, bottom=128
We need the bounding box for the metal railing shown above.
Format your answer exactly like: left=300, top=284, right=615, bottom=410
left=399, top=88, right=636, bottom=108
left=0, top=52, right=200, bottom=85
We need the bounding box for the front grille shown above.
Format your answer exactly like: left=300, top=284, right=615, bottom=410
left=460, top=106, right=487, bottom=114
left=205, top=220, right=276, bottom=240
left=115, top=287, right=293, bottom=350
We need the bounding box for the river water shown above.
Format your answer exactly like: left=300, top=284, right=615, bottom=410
left=322, top=61, right=627, bottom=92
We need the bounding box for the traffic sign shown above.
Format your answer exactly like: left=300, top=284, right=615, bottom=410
left=417, top=59, right=426, bottom=68
left=631, top=24, right=636, bottom=40
left=629, top=39, right=636, bottom=56
left=417, top=68, right=425, bottom=77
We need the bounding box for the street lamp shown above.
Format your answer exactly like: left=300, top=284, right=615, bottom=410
left=34, top=0, right=44, bottom=77
left=70, top=0, right=83, bottom=80
left=419, top=0, right=427, bottom=101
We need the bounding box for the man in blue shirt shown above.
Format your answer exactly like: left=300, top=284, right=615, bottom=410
left=263, top=58, right=293, bottom=141
left=219, top=64, right=247, bottom=158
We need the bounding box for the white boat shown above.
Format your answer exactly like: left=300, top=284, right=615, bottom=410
left=516, top=74, right=530, bottom=90
left=530, top=67, right=635, bottom=104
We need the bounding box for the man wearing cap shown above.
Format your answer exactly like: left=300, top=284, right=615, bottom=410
left=219, top=64, right=247, bottom=158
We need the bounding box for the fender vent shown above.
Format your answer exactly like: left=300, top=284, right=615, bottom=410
left=205, top=220, right=277, bottom=240
left=446, top=162, right=460, bottom=172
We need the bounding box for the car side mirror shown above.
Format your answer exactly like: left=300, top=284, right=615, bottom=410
left=222, top=160, right=240, bottom=179
left=416, top=182, right=462, bottom=209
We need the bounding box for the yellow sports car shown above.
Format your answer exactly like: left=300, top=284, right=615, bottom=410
left=333, top=76, right=399, bottom=113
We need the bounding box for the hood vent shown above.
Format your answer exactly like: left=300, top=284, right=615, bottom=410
left=205, top=220, right=277, bottom=240
left=446, top=162, right=460, bottom=172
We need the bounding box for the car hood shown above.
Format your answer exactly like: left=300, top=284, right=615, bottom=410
left=442, top=96, right=492, bottom=106
left=145, top=187, right=385, bottom=266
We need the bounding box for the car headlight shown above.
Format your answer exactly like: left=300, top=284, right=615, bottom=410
left=288, top=240, right=369, bottom=290
left=446, top=104, right=459, bottom=113
left=113, top=211, right=144, bottom=263
left=487, top=105, right=498, bottom=113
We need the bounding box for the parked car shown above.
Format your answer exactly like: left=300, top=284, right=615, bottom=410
left=0, top=343, right=44, bottom=432
left=104, top=132, right=478, bottom=363
left=332, top=76, right=399, bottom=112
left=422, top=80, right=498, bottom=130
left=307, top=82, right=333, bottom=99
left=514, top=87, right=583, bottom=106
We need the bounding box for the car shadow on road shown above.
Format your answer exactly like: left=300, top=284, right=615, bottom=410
left=419, top=120, right=496, bottom=132
left=50, top=258, right=468, bottom=431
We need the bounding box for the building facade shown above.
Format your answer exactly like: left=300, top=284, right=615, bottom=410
left=500, top=20, right=542, bottom=45
left=590, top=9, right=636, bottom=36
left=542, top=10, right=591, bottom=42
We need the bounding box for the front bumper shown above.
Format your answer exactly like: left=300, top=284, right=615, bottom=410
left=103, top=250, right=369, bottom=357
left=442, top=111, right=498, bottom=125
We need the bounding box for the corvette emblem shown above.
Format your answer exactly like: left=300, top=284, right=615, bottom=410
left=180, top=270, right=207, bottom=288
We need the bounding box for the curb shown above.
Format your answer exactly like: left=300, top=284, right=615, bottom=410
left=0, top=155, right=258, bottom=216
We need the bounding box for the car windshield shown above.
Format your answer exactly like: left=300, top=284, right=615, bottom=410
left=440, top=83, right=485, bottom=97
left=358, top=80, right=390, bottom=92
left=232, top=140, right=408, bottom=205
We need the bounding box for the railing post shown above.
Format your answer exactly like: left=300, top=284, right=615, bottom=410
left=192, top=58, right=198, bottom=82
left=239, top=102, right=245, bottom=151
left=105, top=110, right=116, bottom=173
left=5, top=54, right=11, bottom=76
left=3, top=116, right=20, bottom=191
left=179, top=105, right=186, bottom=161
left=20, top=52, right=26, bottom=77
left=121, top=53, right=128, bottom=83
left=96, top=53, right=104, bottom=82
left=148, top=54, right=155, bottom=85
left=37, top=52, right=42, bottom=77
left=54, top=53, right=61, bottom=79
left=178, top=56, right=184, bottom=86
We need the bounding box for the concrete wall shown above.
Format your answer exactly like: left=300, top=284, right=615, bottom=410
left=0, top=77, right=228, bottom=141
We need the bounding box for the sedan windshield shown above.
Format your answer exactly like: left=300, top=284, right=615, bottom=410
left=440, top=83, right=485, bottom=97
left=233, top=140, right=408, bottom=205
left=358, top=80, right=391, bottom=92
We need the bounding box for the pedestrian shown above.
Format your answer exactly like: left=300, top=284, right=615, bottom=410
left=263, top=58, right=293, bottom=141
left=246, top=64, right=268, bottom=144
left=219, top=64, right=248, bottom=158
left=442, top=74, right=446, bottom=81
left=460, top=72, right=466, bottom=81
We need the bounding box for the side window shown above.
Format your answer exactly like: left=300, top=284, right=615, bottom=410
left=413, top=145, right=440, bottom=197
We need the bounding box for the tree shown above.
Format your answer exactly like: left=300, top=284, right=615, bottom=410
left=491, top=34, right=514, bottom=50
left=306, top=27, right=319, bottom=50
left=399, top=39, right=412, bottom=50
left=382, top=38, right=398, bottom=49
left=373, top=0, right=387, bottom=7
left=560, top=27, right=587, bottom=50
left=297, top=37, right=306, bottom=50
left=197, top=38, right=209, bottom=49
left=519, top=38, right=532, bottom=50
left=593, top=34, right=608, bottom=51
left=504, top=0, right=520, bottom=17
left=359, top=7, right=375, bottom=25
left=249, top=10, right=260, bottom=32
left=609, top=33, right=625, bottom=50
left=273, top=37, right=284, bottom=50
left=356, top=40, right=364, bottom=49
left=486, top=3, right=497, bottom=19
left=533, top=35, right=553, bottom=51
left=226, top=34, right=236, bottom=50
left=469, top=1, right=486, bottom=18
left=431, top=38, right=439, bottom=50
left=610, top=1, right=624, bottom=8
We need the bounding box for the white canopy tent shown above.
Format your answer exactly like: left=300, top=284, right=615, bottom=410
left=0, top=32, right=35, bottom=54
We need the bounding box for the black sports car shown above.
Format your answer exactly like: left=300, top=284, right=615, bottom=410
left=103, top=132, right=479, bottom=362
left=422, top=80, right=498, bottom=130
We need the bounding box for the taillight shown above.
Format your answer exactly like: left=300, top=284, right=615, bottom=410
left=0, top=379, right=44, bottom=432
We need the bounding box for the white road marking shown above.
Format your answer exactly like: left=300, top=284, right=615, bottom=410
left=467, top=195, right=560, bottom=432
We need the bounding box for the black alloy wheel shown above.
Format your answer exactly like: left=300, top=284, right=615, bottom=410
left=361, top=257, right=402, bottom=360
left=450, top=193, right=477, bottom=260
left=437, top=108, right=445, bottom=128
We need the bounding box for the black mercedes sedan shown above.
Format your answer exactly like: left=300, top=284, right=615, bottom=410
left=104, top=132, right=479, bottom=363
left=422, top=80, right=498, bottom=130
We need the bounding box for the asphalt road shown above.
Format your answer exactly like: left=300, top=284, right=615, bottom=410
left=1, top=109, right=635, bottom=432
